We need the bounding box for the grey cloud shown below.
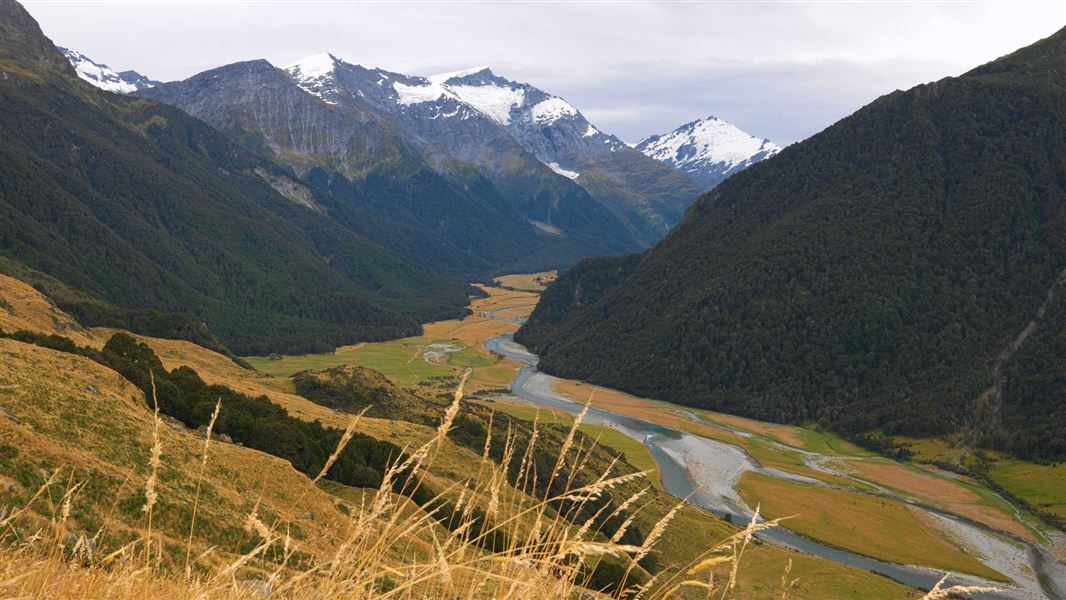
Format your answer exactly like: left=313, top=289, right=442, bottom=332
left=536, top=58, right=967, bottom=145
left=23, top=0, right=1063, bottom=146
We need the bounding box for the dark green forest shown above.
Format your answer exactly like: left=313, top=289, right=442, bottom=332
left=518, top=27, right=1066, bottom=461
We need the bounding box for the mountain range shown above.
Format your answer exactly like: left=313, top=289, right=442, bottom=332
left=65, top=49, right=779, bottom=251
left=278, top=54, right=704, bottom=243
left=133, top=52, right=708, bottom=258
left=517, top=26, right=1066, bottom=461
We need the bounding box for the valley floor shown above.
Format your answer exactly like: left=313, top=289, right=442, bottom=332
left=249, top=274, right=1066, bottom=599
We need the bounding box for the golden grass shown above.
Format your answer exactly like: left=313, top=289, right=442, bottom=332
left=477, top=396, right=664, bottom=491
left=891, top=437, right=1058, bottom=531
left=0, top=339, right=356, bottom=565
left=550, top=378, right=1036, bottom=546
left=246, top=286, right=534, bottom=394
left=0, top=273, right=99, bottom=347
left=0, top=337, right=829, bottom=600
left=90, top=327, right=421, bottom=438
left=842, top=460, right=1036, bottom=541
left=714, top=415, right=807, bottom=448
left=550, top=380, right=862, bottom=488
left=492, top=272, right=558, bottom=292
left=243, top=285, right=535, bottom=402
left=465, top=358, right=522, bottom=393
left=425, top=317, right=519, bottom=347
left=735, top=472, right=1004, bottom=581
left=73, top=333, right=546, bottom=532
left=420, top=289, right=535, bottom=350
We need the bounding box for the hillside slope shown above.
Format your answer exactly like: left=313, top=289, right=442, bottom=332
left=0, top=0, right=472, bottom=355
left=517, top=27, right=1066, bottom=460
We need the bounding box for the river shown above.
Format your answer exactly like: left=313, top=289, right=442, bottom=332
left=483, top=333, right=1066, bottom=600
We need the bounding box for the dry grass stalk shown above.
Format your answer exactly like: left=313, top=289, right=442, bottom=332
left=142, top=371, right=163, bottom=572
left=920, top=573, right=999, bottom=599
left=184, top=397, right=221, bottom=578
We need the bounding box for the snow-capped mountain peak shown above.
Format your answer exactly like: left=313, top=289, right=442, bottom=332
left=285, top=53, right=339, bottom=81
left=531, top=97, right=578, bottom=125
left=389, top=67, right=635, bottom=178
left=636, top=115, right=780, bottom=190
left=284, top=53, right=344, bottom=104
left=59, top=47, right=158, bottom=94
left=427, top=65, right=491, bottom=83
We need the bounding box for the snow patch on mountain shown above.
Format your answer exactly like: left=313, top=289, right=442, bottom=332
left=531, top=97, right=578, bottom=125
left=285, top=53, right=341, bottom=104
left=637, top=115, right=780, bottom=189
left=638, top=116, right=779, bottom=169
left=274, top=54, right=692, bottom=216
left=546, top=162, right=579, bottom=179
left=393, top=80, right=447, bottom=105
left=287, top=53, right=336, bottom=80
left=60, top=47, right=158, bottom=94
left=387, top=67, right=527, bottom=125
left=427, top=66, right=490, bottom=83
left=446, top=84, right=525, bottom=125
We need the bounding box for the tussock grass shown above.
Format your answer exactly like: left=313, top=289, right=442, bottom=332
left=0, top=370, right=780, bottom=600
left=0, top=369, right=992, bottom=600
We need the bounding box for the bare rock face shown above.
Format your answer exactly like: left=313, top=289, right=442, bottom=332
left=141, top=59, right=404, bottom=180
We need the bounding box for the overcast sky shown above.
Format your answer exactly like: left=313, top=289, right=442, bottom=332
left=23, top=0, right=1065, bottom=144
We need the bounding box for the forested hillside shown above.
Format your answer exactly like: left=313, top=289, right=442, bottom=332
left=518, top=27, right=1066, bottom=460
left=0, top=0, right=472, bottom=355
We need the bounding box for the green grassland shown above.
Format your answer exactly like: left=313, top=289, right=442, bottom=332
left=900, top=436, right=1065, bottom=530
left=989, top=461, right=1066, bottom=521
left=736, top=472, right=1005, bottom=581
left=248, top=337, right=455, bottom=386
left=493, top=272, right=557, bottom=292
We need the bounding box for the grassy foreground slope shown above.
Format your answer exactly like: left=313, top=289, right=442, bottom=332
left=0, top=272, right=919, bottom=598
